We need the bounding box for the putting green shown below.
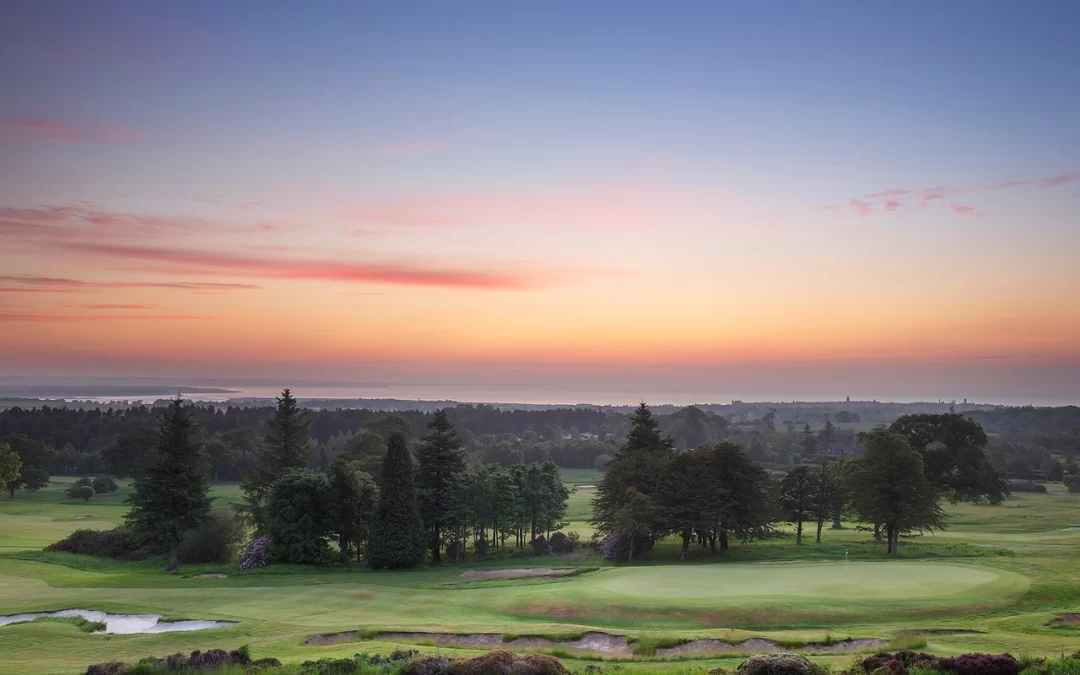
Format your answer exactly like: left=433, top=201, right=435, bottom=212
left=595, top=562, right=1009, bottom=600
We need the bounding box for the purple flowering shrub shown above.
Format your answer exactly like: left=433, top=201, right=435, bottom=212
left=240, top=536, right=270, bottom=570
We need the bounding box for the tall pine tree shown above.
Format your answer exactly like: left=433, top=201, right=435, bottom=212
left=591, top=402, right=674, bottom=559
left=125, top=397, right=212, bottom=571
left=368, top=433, right=426, bottom=569
left=241, top=388, right=311, bottom=531
left=415, top=410, right=466, bottom=562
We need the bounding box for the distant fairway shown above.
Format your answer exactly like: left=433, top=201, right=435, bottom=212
left=595, top=562, right=1004, bottom=601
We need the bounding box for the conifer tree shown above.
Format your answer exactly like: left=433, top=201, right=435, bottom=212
left=368, top=433, right=426, bottom=569
left=415, top=410, right=466, bottom=562
left=241, top=388, right=311, bottom=531
left=125, top=397, right=212, bottom=571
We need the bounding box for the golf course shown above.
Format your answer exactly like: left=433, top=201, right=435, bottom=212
left=2, top=472, right=1079, bottom=674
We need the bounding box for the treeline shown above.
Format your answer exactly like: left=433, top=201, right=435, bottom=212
left=59, top=390, right=574, bottom=571
left=592, top=406, right=1008, bottom=560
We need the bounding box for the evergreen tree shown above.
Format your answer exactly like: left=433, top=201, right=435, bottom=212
left=779, top=465, right=815, bottom=545
left=125, top=397, right=212, bottom=571
left=368, top=433, right=426, bottom=569
left=416, top=410, right=466, bottom=562
left=266, top=469, right=335, bottom=565
left=325, top=456, right=378, bottom=563
left=241, top=388, right=311, bottom=531
left=592, top=402, right=674, bottom=559
left=846, top=429, right=946, bottom=555
left=658, top=447, right=715, bottom=561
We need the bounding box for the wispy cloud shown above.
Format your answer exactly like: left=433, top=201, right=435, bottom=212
left=0, top=275, right=262, bottom=292
left=85, top=304, right=155, bottom=309
left=0, top=203, right=215, bottom=241
left=0, top=314, right=218, bottom=322
left=0, top=116, right=145, bottom=142
left=951, top=203, right=988, bottom=216
left=838, top=172, right=1078, bottom=216
left=52, top=242, right=597, bottom=291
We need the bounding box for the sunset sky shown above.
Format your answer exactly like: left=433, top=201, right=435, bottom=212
left=2, top=1, right=1079, bottom=404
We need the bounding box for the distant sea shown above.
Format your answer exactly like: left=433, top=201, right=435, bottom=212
left=1, top=381, right=1074, bottom=408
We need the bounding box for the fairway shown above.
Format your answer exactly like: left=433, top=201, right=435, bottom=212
left=595, top=562, right=1005, bottom=600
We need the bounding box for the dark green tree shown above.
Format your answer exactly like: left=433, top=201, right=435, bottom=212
left=368, top=433, right=426, bottom=569
left=800, top=423, right=818, bottom=455
left=890, top=413, right=1007, bottom=504
left=592, top=402, right=674, bottom=558
left=659, top=447, right=716, bottom=560
left=0, top=442, right=22, bottom=494
left=266, top=469, right=335, bottom=565
left=416, top=410, right=466, bottom=562
left=846, top=429, right=946, bottom=556
left=706, top=441, right=775, bottom=553
left=103, top=425, right=159, bottom=478
left=124, top=397, right=213, bottom=571
left=812, top=461, right=843, bottom=542
left=325, top=456, right=378, bottom=562
left=241, top=388, right=311, bottom=531
left=2, top=433, right=53, bottom=497
left=779, top=465, right=815, bottom=545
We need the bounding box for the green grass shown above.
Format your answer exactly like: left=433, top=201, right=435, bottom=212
left=3, top=479, right=1080, bottom=673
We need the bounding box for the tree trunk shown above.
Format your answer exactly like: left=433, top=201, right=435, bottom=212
left=795, top=520, right=803, bottom=545
left=432, top=526, right=441, bottom=563
left=627, top=535, right=635, bottom=563
left=166, top=530, right=180, bottom=572
left=720, top=529, right=729, bottom=554
left=680, top=529, right=691, bottom=561
left=831, top=504, right=842, bottom=529
left=886, top=524, right=899, bottom=556
left=708, top=534, right=717, bottom=554
left=873, top=522, right=882, bottom=540
left=816, top=518, right=824, bottom=543
left=8, top=485, right=14, bottom=498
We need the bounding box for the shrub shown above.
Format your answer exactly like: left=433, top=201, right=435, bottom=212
left=266, top=470, right=337, bottom=565
left=1007, top=480, right=1047, bottom=493
left=1064, top=476, right=1080, bottom=493
left=475, top=537, right=489, bottom=560
left=46, top=527, right=156, bottom=559
left=240, top=536, right=270, bottom=570
left=938, top=652, right=1020, bottom=675
left=180, top=507, right=245, bottom=564
left=549, top=531, right=580, bottom=554
left=531, top=536, right=550, bottom=556
left=66, top=477, right=94, bottom=499
left=734, top=653, right=827, bottom=675
left=92, top=476, right=119, bottom=493
left=403, top=649, right=567, bottom=675
left=86, top=647, right=277, bottom=674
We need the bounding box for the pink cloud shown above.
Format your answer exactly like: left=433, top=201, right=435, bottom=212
left=0, top=116, right=145, bottom=142
left=865, top=189, right=910, bottom=198
left=848, top=199, right=874, bottom=216
left=1038, top=173, right=1079, bottom=187
left=0, top=275, right=262, bottom=292
left=884, top=200, right=901, bottom=212
left=0, top=204, right=213, bottom=241
left=52, top=242, right=594, bottom=291
left=0, top=314, right=218, bottom=322
left=951, top=203, right=988, bottom=216
left=85, top=304, right=155, bottom=309
left=256, top=220, right=281, bottom=232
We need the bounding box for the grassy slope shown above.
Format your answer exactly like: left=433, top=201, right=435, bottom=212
left=2, top=478, right=1080, bottom=674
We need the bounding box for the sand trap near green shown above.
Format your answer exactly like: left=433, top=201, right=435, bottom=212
left=595, top=562, right=1010, bottom=601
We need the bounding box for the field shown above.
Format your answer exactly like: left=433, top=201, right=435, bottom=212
left=3, top=473, right=1080, bottom=673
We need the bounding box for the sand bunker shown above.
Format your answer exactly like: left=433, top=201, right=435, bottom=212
left=0, top=610, right=236, bottom=634
left=364, top=631, right=886, bottom=657
left=195, top=573, right=229, bottom=578
left=459, top=568, right=576, bottom=579
left=1047, top=613, right=1080, bottom=627
left=656, top=637, right=888, bottom=656
left=305, top=631, right=360, bottom=646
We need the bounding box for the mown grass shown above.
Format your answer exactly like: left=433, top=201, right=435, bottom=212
left=3, top=480, right=1080, bottom=673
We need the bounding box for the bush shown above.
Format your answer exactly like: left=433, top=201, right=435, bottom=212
left=240, top=535, right=270, bottom=570
left=938, top=652, right=1019, bottom=675
left=180, top=507, right=245, bottom=564
left=1007, top=480, right=1047, bottom=493
left=1064, top=476, right=1080, bottom=493
left=734, top=653, right=827, bottom=675
left=548, top=530, right=580, bottom=554
left=266, top=470, right=336, bottom=565
left=403, top=649, right=567, bottom=675
left=92, top=476, right=119, bottom=493
left=66, top=477, right=94, bottom=499
left=46, top=527, right=159, bottom=559
left=77, top=485, right=96, bottom=501
left=531, top=536, right=550, bottom=556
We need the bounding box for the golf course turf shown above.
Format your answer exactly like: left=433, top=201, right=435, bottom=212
left=2, top=475, right=1080, bottom=674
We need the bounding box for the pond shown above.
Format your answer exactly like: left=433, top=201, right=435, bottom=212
left=0, top=609, right=236, bottom=634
